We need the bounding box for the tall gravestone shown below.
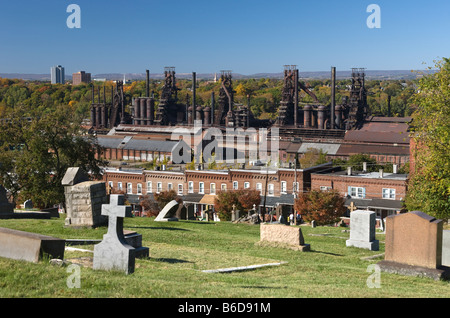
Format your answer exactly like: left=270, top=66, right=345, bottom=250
left=93, top=194, right=136, bottom=274
left=346, top=210, right=379, bottom=251
left=378, top=211, right=450, bottom=280
left=62, top=167, right=107, bottom=228
left=0, top=185, right=14, bottom=215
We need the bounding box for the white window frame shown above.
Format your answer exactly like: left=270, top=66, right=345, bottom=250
left=127, top=183, right=132, bottom=194
left=256, top=183, right=262, bottom=193
left=210, top=183, right=216, bottom=194
left=178, top=184, right=183, bottom=195
left=233, top=181, right=238, bottom=190
left=157, top=182, right=162, bottom=193
left=350, top=186, right=365, bottom=198
left=168, top=183, right=173, bottom=191
left=382, top=188, right=396, bottom=200
left=188, top=181, right=194, bottom=193
left=281, top=181, right=287, bottom=194
left=137, top=183, right=142, bottom=195
left=199, top=182, right=205, bottom=194
left=244, top=182, right=250, bottom=189
left=118, top=182, right=123, bottom=191
left=221, top=183, right=227, bottom=191
left=268, top=184, right=274, bottom=196
left=147, top=181, right=152, bottom=193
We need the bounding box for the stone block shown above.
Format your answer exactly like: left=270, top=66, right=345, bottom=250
left=378, top=211, right=450, bottom=280
left=61, top=167, right=89, bottom=186
left=0, top=227, right=65, bottom=263
left=441, top=230, right=450, bottom=267
left=346, top=210, right=379, bottom=251
left=259, top=223, right=310, bottom=251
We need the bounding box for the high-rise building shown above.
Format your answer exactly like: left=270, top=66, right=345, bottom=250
left=72, top=71, right=91, bottom=85
left=51, top=65, right=65, bottom=84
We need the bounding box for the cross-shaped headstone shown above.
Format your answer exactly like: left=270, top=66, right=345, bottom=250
left=93, top=194, right=136, bottom=274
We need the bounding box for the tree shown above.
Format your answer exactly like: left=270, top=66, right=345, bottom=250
left=299, top=148, right=328, bottom=168
left=154, top=190, right=180, bottom=210
left=0, top=104, right=106, bottom=208
left=214, top=189, right=261, bottom=221
left=294, top=189, right=346, bottom=226
left=406, top=58, right=450, bottom=219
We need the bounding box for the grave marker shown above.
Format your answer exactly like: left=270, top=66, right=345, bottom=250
left=346, top=210, right=379, bottom=251
left=93, top=195, right=136, bottom=274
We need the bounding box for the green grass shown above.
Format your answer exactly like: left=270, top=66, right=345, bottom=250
left=0, top=215, right=449, bottom=298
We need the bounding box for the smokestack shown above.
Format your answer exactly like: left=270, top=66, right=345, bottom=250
left=379, top=169, right=384, bottom=178
left=192, top=72, right=196, bottom=122
left=387, top=95, right=391, bottom=117
left=331, top=67, right=336, bottom=129
left=347, top=166, right=352, bottom=176
left=393, top=164, right=398, bottom=174
left=146, top=70, right=150, bottom=98
left=294, top=68, right=299, bottom=127
left=211, top=91, right=215, bottom=125
left=363, top=162, right=367, bottom=172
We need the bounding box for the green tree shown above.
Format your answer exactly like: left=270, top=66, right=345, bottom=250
left=294, top=189, right=346, bottom=226
left=406, top=58, right=450, bottom=219
left=0, top=105, right=107, bottom=208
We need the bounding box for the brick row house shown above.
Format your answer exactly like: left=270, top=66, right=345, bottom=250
left=311, top=165, right=408, bottom=227
left=102, top=164, right=332, bottom=218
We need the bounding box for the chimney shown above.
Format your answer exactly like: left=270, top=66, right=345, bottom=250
left=146, top=69, right=150, bottom=98
left=347, top=166, right=352, bottom=176
left=331, top=67, right=336, bottom=129
left=393, top=164, right=398, bottom=174
left=192, top=72, right=196, bottom=122
left=379, top=169, right=384, bottom=178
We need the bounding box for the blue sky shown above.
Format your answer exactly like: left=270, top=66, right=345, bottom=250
left=0, top=0, right=449, bottom=75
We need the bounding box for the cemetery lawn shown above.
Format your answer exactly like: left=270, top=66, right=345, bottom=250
left=0, top=215, right=449, bottom=298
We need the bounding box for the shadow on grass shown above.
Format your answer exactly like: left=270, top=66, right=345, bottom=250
left=151, top=257, right=193, bottom=264
left=310, top=249, right=343, bottom=257
left=127, top=226, right=190, bottom=231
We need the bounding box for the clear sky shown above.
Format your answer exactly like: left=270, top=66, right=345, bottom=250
left=0, top=0, right=449, bottom=75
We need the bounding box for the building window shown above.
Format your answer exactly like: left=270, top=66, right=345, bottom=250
left=157, top=182, right=162, bottom=193
left=127, top=183, right=132, bottom=194
left=118, top=182, right=122, bottom=191
left=221, top=183, right=227, bottom=191
left=137, top=183, right=142, bottom=195
left=293, top=182, right=299, bottom=193
left=244, top=182, right=250, bottom=189
left=168, top=183, right=173, bottom=191
left=281, top=181, right=287, bottom=194
left=108, top=181, right=113, bottom=189
left=320, top=186, right=332, bottom=191
left=349, top=186, right=365, bottom=198
left=256, top=183, right=262, bottom=193
left=199, top=182, right=204, bottom=194
left=268, top=184, right=274, bottom=196
left=210, top=183, right=216, bottom=194
left=188, top=181, right=194, bottom=193
left=233, top=181, right=238, bottom=190
left=178, top=184, right=183, bottom=195
left=147, top=181, right=152, bottom=193
left=382, top=188, right=396, bottom=200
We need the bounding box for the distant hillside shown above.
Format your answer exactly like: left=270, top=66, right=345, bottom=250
left=0, top=69, right=435, bottom=82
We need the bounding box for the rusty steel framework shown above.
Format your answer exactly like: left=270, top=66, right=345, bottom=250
left=154, top=67, right=181, bottom=126
left=343, top=68, right=368, bottom=130
left=90, top=81, right=125, bottom=131
left=276, top=65, right=299, bottom=126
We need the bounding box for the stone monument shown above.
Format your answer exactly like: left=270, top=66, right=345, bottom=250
left=93, top=194, right=136, bottom=274
left=0, top=185, right=14, bottom=215
left=346, top=210, right=379, bottom=251
left=154, top=199, right=181, bottom=222
left=62, top=167, right=108, bottom=228
left=378, top=211, right=450, bottom=280
left=259, top=223, right=310, bottom=251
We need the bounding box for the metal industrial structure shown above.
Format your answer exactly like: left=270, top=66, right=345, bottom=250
left=90, top=65, right=369, bottom=137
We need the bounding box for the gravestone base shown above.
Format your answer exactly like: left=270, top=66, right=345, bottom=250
left=378, top=260, right=450, bottom=281
left=346, top=239, right=379, bottom=251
